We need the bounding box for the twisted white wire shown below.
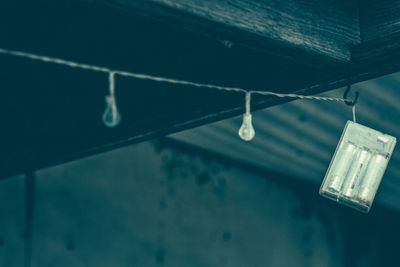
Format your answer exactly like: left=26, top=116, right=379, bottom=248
left=0, top=47, right=349, bottom=103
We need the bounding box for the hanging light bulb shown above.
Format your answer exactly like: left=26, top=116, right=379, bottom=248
left=239, top=113, right=255, bottom=141
left=238, top=92, right=255, bottom=141
left=103, top=95, right=121, bottom=127
left=102, top=72, right=121, bottom=127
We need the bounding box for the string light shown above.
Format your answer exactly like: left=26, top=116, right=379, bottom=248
left=0, top=48, right=350, bottom=133
left=102, top=72, right=121, bottom=127
left=238, top=92, right=255, bottom=141
left=0, top=47, right=397, bottom=213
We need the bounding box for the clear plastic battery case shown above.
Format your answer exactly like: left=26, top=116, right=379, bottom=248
left=320, top=121, right=397, bottom=213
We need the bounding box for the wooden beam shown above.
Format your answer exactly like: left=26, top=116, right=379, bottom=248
left=1, top=0, right=400, bottom=179
left=351, top=0, right=400, bottom=79
left=93, top=0, right=360, bottom=64
left=0, top=0, right=343, bottom=178
left=359, top=0, right=400, bottom=42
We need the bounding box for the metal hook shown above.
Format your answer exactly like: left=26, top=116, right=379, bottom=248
left=343, top=85, right=359, bottom=106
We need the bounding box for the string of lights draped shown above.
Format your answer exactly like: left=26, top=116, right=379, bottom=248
left=1, top=47, right=398, bottom=214
left=0, top=47, right=354, bottom=141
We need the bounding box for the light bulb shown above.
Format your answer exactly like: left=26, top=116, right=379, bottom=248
left=102, top=95, right=121, bottom=127
left=238, top=113, right=255, bottom=141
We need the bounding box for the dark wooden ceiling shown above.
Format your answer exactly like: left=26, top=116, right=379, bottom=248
left=1, top=0, right=400, bottom=178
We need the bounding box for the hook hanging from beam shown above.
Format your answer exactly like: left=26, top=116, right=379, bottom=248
left=343, top=85, right=359, bottom=106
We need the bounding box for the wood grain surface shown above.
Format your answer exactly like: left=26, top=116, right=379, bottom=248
left=96, top=0, right=360, bottom=63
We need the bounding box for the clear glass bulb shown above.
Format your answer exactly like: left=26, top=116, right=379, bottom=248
left=238, top=113, right=255, bottom=141
left=102, top=95, right=121, bottom=127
